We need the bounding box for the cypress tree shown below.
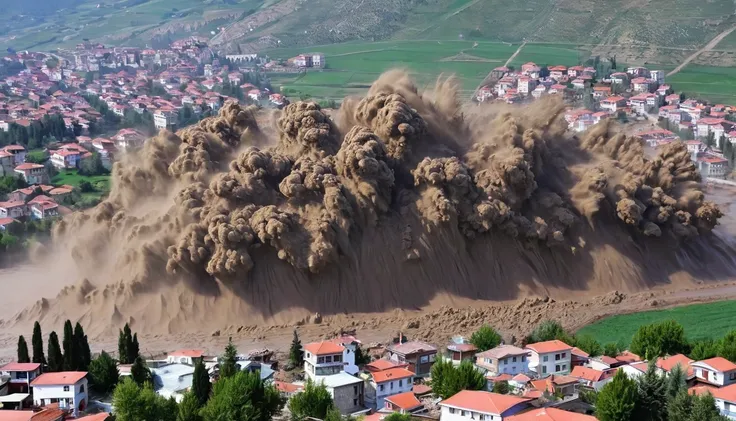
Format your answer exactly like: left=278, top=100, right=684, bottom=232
left=130, top=356, right=151, bottom=386
left=192, top=358, right=211, bottom=407
left=62, top=320, right=75, bottom=370
left=289, top=329, right=303, bottom=366
left=73, top=322, right=91, bottom=370
left=47, top=331, right=63, bottom=372
left=17, top=336, right=29, bottom=363
left=118, top=326, right=129, bottom=364
left=667, top=389, right=693, bottom=421
left=219, top=338, right=238, bottom=379
left=131, top=333, right=140, bottom=363
left=31, top=321, right=45, bottom=365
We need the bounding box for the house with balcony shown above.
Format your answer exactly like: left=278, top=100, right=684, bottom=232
left=304, top=341, right=348, bottom=381
left=31, top=371, right=89, bottom=417
left=387, top=341, right=437, bottom=377
left=365, top=367, right=414, bottom=410
left=475, top=345, right=529, bottom=376
left=526, top=340, right=572, bottom=376
left=691, top=357, right=736, bottom=387
left=14, top=163, right=47, bottom=185
left=439, top=390, right=531, bottom=421
left=0, top=362, right=41, bottom=393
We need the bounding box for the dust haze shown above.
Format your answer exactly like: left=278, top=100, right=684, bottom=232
left=4, top=70, right=736, bottom=336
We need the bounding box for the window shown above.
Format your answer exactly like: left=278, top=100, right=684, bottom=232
left=354, top=385, right=358, bottom=394
left=512, top=357, right=517, bottom=363
left=562, top=364, right=567, bottom=371
left=80, top=384, right=85, bottom=393
left=485, top=358, right=491, bottom=364
left=522, top=356, right=526, bottom=362
left=325, top=355, right=332, bottom=363
left=449, top=408, right=456, bottom=414
left=730, top=372, right=736, bottom=380
left=543, top=356, right=548, bottom=362
left=542, top=366, right=547, bottom=374
left=399, top=379, right=403, bottom=387
left=354, top=398, right=358, bottom=406
left=379, top=384, right=384, bottom=392
left=556, top=365, right=561, bottom=372
left=334, top=355, right=342, bottom=363
left=391, top=381, right=394, bottom=390
left=63, top=386, right=70, bottom=392
left=561, top=352, right=566, bottom=358
left=555, top=354, right=561, bottom=361
left=420, top=355, right=429, bottom=363
left=462, top=411, right=468, bottom=416
left=318, top=357, right=325, bottom=364
left=306, top=352, right=311, bottom=359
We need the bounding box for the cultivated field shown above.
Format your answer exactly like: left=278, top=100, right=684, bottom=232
left=576, top=300, right=736, bottom=346
left=666, top=65, right=736, bottom=105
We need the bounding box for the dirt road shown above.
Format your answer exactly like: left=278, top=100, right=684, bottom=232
left=504, top=41, right=526, bottom=67
left=667, top=25, right=736, bottom=76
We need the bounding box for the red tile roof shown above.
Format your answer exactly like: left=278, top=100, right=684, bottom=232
left=371, top=368, right=415, bottom=383
left=0, top=362, right=41, bottom=372
left=31, top=371, right=87, bottom=386
left=15, top=163, right=44, bottom=170
left=440, top=390, right=530, bottom=415
left=571, top=347, right=589, bottom=358
left=507, top=408, right=597, bottom=421
left=168, top=349, right=204, bottom=358
left=477, top=345, right=528, bottom=360
left=413, top=384, right=432, bottom=395
left=693, top=357, right=736, bottom=372
left=697, top=383, right=736, bottom=402
left=447, top=343, right=478, bottom=353
left=366, top=359, right=404, bottom=371
left=487, top=373, right=513, bottom=382
left=384, top=391, right=422, bottom=410
left=0, top=411, right=33, bottom=421
left=512, top=373, right=531, bottom=383
left=30, top=408, right=65, bottom=421
left=274, top=381, right=303, bottom=393
left=570, top=366, right=613, bottom=382
left=303, top=341, right=344, bottom=356
left=525, top=340, right=572, bottom=354
left=657, top=354, right=693, bottom=372
left=73, top=414, right=110, bottom=421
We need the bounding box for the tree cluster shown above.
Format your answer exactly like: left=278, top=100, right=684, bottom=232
left=430, top=359, right=486, bottom=399
left=117, top=323, right=140, bottom=364
left=0, top=114, right=70, bottom=149
left=18, top=319, right=90, bottom=372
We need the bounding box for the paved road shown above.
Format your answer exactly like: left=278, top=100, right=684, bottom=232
left=667, top=25, right=736, bottom=76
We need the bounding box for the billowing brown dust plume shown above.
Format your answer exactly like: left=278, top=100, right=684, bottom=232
left=9, top=70, right=736, bottom=335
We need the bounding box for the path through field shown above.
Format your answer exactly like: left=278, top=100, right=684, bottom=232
left=504, top=41, right=527, bottom=67
left=667, top=25, right=736, bottom=76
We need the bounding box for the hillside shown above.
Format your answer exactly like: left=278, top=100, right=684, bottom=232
left=1, top=0, right=734, bottom=63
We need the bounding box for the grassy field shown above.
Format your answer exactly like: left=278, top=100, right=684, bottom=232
left=667, top=65, right=736, bottom=105
left=576, top=300, right=736, bottom=346
left=52, top=170, right=110, bottom=200
left=265, top=40, right=522, bottom=100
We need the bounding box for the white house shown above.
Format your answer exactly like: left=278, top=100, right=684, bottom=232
left=692, top=384, right=736, bottom=419
left=621, top=361, right=649, bottom=380
left=50, top=150, right=81, bottom=170
left=331, top=335, right=361, bottom=375
left=439, top=390, right=531, bottom=421
left=475, top=345, right=529, bottom=376
left=525, top=340, right=572, bottom=376
left=31, top=371, right=88, bottom=417
left=691, top=357, right=736, bottom=387
left=569, top=366, right=616, bottom=391
left=365, top=367, right=414, bottom=410
left=600, top=96, right=626, bottom=112
left=166, top=349, right=205, bottom=366
left=304, top=341, right=348, bottom=381
left=0, top=362, right=41, bottom=393
left=657, top=354, right=694, bottom=380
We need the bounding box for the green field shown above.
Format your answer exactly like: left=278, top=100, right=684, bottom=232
left=52, top=170, right=111, bottom=200
left=576, top=300, right=736, bottom=346
left=667, top=65, right=736, bottom=105
left=265, top=40, right=523, bottom=100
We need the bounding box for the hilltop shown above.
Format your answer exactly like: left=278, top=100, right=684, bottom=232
left=1, top=0, right=735, bottom=66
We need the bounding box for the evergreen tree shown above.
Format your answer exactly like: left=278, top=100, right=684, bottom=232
left=629, top=320, right=688, bottom=358
left=47, top=331, right=63, bottom=372
left=596, top=369, right=638, bottom=421
left=62, top=320, right=75, bottom=370
left=719, top=330, right=736, bottom=363
left=113, top=377, right=177, bottom=421
left=666, top=363, right=687, bottom=400
left=288, top=329, right=303, bottom=367
left=690, top=339, right=719, bottom=361
left=17, top=335, right=29, bottom=363
left=690, top=393, right=726, bottom=421
left=219, top=338, right=238, bottom=379
left=192, top=358, right=211, bottom=407
left=430, top=359, right=485, bottom=399
left=635, top=359, right=667, bottom=421
left=667, top=389, right=693, bottom=421
left=177, top=390, right=203, bottom=421
left=469, top=325, right=502, bottom=351
left=354, top=343, right=371, bottom=365
left=118, top=323, right=138, bottom=364
left=287, top=379, right=334, bottom=420
left=492, top=380, right=510, bottom=394
left=118, top=326, right=129, bottom=364
left=131, top=333, right=140, bottom=362
left=131, top=356, right=152, bottom=386
left=88, top=351, right=120, bottom=393
left=31, top=321, right=45, bottom=365
left=200, top=371, right=284, bottom=421
left=74, top=322, right=91, bottom=370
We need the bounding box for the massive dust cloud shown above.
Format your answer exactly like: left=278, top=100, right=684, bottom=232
left=9, top=70, right=736, bottom=335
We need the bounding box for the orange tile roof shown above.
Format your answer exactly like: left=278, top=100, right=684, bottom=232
left=371, top=367, right=415, bottom=383
left=512, top=373, right=531, bottom=383
left=0, top=411, right=33, bottom=421
left=303, top=341, right=344, bottom=356
left=693, top=357, right=736, bottom=372
left=274, top=381, right=303, bottom=393
left=413, top=384, right=432, bottom=395
left=525, top=340, right=572, bottom=354
left=31, top=371, right=87, bottom=386
left=657, top=354, right=693, bottom=372
left=384, top=391, right=422, bottom=410
left=440, top=390, right=530, bottom=415
left=570, top=366, right=609, bottom=382
left=507, top=408, right=597, bottom=421
left=487, top=373, right=513, bottom=382
left=168, top=349, right=204, bottom=358
left=702, top=383, right=736, bottom=402
left=571, top=347, right=589, bottom=358
left=29, top=409, right=64, bottom=421
left=15, top=163, right=44, bottom=170
left=366, top=359, right=402, bottom=371
left=0, top=362, right=41, bottom=371
left=73, top=414, right=110, bottom=421
left=522, top=390, right=543, bottom=399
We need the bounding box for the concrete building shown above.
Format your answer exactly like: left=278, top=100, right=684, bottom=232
left=525, top=340, right=573, bottom=376
left=303, top=341, right=347, bottom=381
left=0, top=362, right=41, bottom=394
left=439, top=390, right=530, bottom=421
left=475, top=345, right=529, bottom=376
left=31, top=371, right=89, bottom=417
left=14, top=163, right=47, bottom=185
left=166, top=349, right=205, bottom=366
left=365, top=367, right=414, bottom=410
left=319, top=372, right=365, bottom=415
left=387, top=341, right=437, bottom=377
left=691, top=357, right=736, bottom=387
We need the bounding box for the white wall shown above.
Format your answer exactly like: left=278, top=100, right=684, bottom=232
left=371, top=378, right=413, bottom=409
left=528, top=351, right=570, bottom=376
left=440, top=406, right=500, bottom=421
left=33, top=379, right=88, bottom=416
left=496, top=355, right=529, bottom=375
